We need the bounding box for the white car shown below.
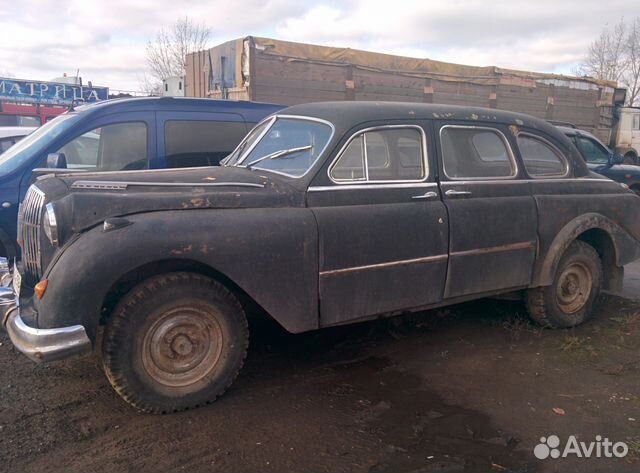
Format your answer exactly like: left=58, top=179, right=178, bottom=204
left=0, top=127, right=36, bottom=154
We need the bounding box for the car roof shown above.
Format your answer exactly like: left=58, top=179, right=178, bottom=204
left=73, top=96, right=284, bottom=117
left=282, top=101, right=563, bottom=137
left=279, top=101, right=590, bottom=178
left=0, top=126, right=36, bottom=138
left=555, top=125, right=601, bottom=142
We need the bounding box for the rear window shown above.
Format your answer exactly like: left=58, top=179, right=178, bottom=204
left=165, top=120, right=248, bottom=168
left=0, top=115, right=41, bottom=126
left=518, top=134, right=568, bottom=177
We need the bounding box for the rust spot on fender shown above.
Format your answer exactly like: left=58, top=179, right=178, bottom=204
left=170, top=244, right=193, bottom=256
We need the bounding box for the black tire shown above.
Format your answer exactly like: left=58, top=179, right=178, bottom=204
left=102, top=272, right=248, bottom=413
left=623, top=152, right=637, bottom=165
left=526, top=241, right=602, bottom=328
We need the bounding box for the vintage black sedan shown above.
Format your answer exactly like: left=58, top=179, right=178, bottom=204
left=2, top=102, right=640, bottom=413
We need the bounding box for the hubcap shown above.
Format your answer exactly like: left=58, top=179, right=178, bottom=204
left=556, top=262, right=592, bottom=314
left=142, top=306, right=223, bottom=387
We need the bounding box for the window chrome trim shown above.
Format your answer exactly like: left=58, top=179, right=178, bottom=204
left=320, top=254, right=448, bottom=277
left=226, top=115, right=276, bottom=166
left=516, top=131, right=570, bottom=179
left=439, top=125, right=519, bottom=181
left=309, top=182, right=438, bottom=192
left=235, top=114, right=335, bottom=179
left=328, top=124, right=429, bottom=185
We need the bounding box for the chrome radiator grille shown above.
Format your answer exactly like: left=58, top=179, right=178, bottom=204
left=20, top=185, right=45, bottom=282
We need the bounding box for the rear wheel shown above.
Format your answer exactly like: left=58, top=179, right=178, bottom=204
left=623, top=152, right=638, bottom=165
left=526, top=241, right=602, bottom=328
left=102, top=272, right=248, bottom=413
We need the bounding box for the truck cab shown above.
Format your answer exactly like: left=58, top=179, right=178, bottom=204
left=0, top=96, right=282, bottom=259
left=612, top=107, right=640, bottom=164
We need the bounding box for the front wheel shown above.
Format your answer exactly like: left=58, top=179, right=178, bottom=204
left=526, top=241, right=602, bottom=328
left=102, top=272, right=248, bottom=413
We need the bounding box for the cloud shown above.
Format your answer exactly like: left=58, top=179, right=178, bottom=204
left=1, top=0, right=638, bottom=90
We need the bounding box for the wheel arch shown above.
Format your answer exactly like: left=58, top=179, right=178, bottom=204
left=99, top=258, right=274, bottom=328
left=533, top=213, right=640, bottom=292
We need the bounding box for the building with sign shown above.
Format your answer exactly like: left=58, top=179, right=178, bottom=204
left=0, top=76, right=109, bottom=126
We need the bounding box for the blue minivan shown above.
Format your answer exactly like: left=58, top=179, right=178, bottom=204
left=0, top=97, right=283, bottom=258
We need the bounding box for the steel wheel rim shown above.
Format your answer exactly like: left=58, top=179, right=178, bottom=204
left=142, top=306, right=224, bottom=387
left=556, top=262, right=592, bottom=314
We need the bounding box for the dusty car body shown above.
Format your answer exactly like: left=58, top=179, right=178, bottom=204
left=2, top=102, right=640, bottom=413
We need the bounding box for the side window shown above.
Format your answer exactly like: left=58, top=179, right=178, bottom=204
left=440, top=126, right=515, bottom=179
left=574, top=136, right=610, bottom=164
left=57, top=122, right=147, bottom=171
left=165, top=120, right=248, bottom=168
left=517, top=134, right=568, bottom=177
left=331, top=127, right=425, bottom=182
left=633, top=114, right=640, bottom=130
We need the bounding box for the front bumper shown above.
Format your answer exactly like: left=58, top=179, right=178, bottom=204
left=0, top=257, right=92, bottom=362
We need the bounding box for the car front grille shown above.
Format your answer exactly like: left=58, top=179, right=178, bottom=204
left=20, top=185, right=45, bottom=284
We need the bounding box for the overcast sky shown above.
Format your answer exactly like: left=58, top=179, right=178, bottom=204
left=0, top=0, right=638, bottom=92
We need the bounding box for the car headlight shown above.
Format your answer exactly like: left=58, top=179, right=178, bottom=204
left=43, top=203, right=60, bottom=247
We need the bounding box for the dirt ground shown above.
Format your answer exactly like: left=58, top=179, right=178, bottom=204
left=1, top=288, right=640, bottom=473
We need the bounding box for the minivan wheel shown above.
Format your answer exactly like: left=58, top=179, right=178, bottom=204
left=102, top=272, right=248, bottom=413
left=526, top=241, right=602, bottom=328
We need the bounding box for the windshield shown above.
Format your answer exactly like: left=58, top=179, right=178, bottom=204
left=574, top=135, right=610, bottom=164
left=229, top=116, right=333, bottom=178
left=224, top=118, right=273, bottom=166
left=0, top=113, right=82, bottom=175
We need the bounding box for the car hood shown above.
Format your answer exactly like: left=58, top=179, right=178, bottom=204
left=34, top=166, right=304, bottom=233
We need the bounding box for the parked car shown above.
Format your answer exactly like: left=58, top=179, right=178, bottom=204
left=2, top=102, right=640, bottom=413
left=0, top=97, right=283, bottom=259
left=558, top=125, right=640, bottom=195
left=0, top=126, right=35, bottom=154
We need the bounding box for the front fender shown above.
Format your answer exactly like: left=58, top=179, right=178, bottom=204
left=34, top=208, right=319, bottom=340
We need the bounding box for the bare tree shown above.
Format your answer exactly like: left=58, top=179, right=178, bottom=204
left=626, top=18, right=640, bottom=106
left=145, top=17, right=211, bottom=82
left=137, top=73, right=163, bottom=96
left=579, top=19, right=628, bottom=82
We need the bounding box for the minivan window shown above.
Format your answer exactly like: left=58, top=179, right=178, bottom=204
left=441, top=126, right=515, bottom=179
left=0, top=113, right=81, bottom=175
left=57, top=122, right=147, bottom=171
left=165, top=120, right=247, bottom=168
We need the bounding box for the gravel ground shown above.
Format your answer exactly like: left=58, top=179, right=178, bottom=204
left=1, top=292, right=639, bottom=473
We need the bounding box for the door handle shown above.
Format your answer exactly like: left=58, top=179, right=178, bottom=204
left=411, top=191, right=438, bottom=200
left=445, top=189, right=472, bottom=197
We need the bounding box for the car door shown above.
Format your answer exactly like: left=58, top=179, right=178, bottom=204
left=436, top=122, right=537, bottom=298
left=308, top=123, right=449, bottom=327
left=155, top=111, right=248, bottom=169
